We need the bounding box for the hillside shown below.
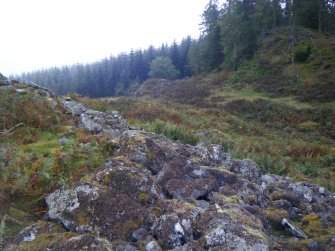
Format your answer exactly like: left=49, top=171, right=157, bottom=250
left=1, top=28, right=335, bottom=250
left=79, top=28, right=335, bottom=192
left=1, top=75, right=335, bottom=250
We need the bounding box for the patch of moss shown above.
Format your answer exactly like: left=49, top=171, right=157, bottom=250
left=9, top=207, right=28, bottom=220
left=244, top=194, right=257, bottom=205
left=137, top=192, right=150, bottom=203
left=151, top=208, right=163, bottom=218
left=263, top=208, right=289, bottom=230
left=114, top=219, right=139, bottom=240
left=76, top=211, right=91, bottom=227
left=18, top=232, right=77, bottom=250
left=2, top=216, right=27, bottom=244
left=221, top=195, right=239, bottom=204
left=298, top=121, right=319, bottom=130
left=243, top=225, right=267, bottom=240
left=301, top=213, right=327, bottom=238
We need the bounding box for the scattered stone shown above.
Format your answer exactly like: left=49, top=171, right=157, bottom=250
left=15, top=88, right=26, bottom=94
left=45, top=184, right=99, bottom=231
left=63, top=234, right=114, bottom=251
left=230, top=159, right=261, bottom=183
left=306, top=241, right=324, bottom=251
left=61, top=99, right=128, bottom=137
left=132, top=228, right=153, bottom=242
left=146, top=241, right=163, bottom=251
left=152, top=214, right=188, bottom=249
left=281, top=218, right=308, bottom=239
left=205, top=226, right=226, bottom=247
left=115, top=243, right=138, bottom=251
left=165, top=178, right=217, bottom=201
left=58, top=137, right=68, bottom=145
left=62, top=100, right=87, bottom=115
left=80, top=113, right=103, bottom=133
left=22, top=228, right=37, bottom=242
left=0, top=73, right=10, bottom=86
left=319, top=187, right=325, bottom=195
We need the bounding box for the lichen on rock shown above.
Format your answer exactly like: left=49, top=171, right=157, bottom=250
left=5, top=88, right=335, bottom=251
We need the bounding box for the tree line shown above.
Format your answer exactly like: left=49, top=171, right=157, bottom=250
left=15, top=0, right=335, bottom=97
left=15, top=39, right=192, bottom=97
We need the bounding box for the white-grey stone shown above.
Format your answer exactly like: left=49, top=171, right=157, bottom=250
left=319, top=187, right=325, bottom=195
left=15, top=89, right=26, bottom=94
left=205, top=226, right=226, bottom=247
left=281, top=218, right=308, bottom=239
left=22, top=228, right=37, bottom=242
left=146, top=241, right=162, bottom=251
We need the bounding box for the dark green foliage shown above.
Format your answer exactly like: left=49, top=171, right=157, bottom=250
left=200, top=0, right=224, bottom=71
left=16, top=40, right=193, bottom=97
left=294, top=46, right=312, bottom=62
left=293, top=0, right=320, bottom=30
left=148, top=57, right=180, bottom=80
left=13, top=0, right=335, bottom=99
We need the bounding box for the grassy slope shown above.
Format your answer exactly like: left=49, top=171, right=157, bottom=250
left=0, top=84, right=110, bottom=245
left=0, top=27, right=334, bottom=248
left=80, top=28, right=335, bottom=191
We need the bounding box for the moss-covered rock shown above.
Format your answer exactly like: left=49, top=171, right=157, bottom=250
left=3, top=81, right=335, bottom=250
left=196, top=204, right=268, bottom=250
left=263, top=208, right=289, bottom=230
left=44, top=158, right=166, bottom=242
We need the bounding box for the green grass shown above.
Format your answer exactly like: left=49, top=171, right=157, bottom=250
left=0, top=85, right=115, bottom=245
left=79, top=68, right=335, bottom=191
left=149, top=119, right=199, bottom=145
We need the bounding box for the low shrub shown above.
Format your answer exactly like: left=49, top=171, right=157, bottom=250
left=294, top=45, right=312, bottom=63
left=151, top=119, right=199, bottom=145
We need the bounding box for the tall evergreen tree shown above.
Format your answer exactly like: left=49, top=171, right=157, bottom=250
left=200, top=0, right=224, bottom=71
left=179, top=36, right=193, bottom=77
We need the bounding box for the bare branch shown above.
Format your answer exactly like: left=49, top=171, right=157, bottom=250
left=0, top=123, right=24, bottom=136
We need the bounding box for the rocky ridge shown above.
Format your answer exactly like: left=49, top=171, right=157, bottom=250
left=3, top=81, right=335, bottom=251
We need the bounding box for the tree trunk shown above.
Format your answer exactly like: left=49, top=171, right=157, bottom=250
left=272, top=1, right=277, bottom=28
left=290, top=0, right=298, bottom=79
left=318, top=0, right=322, bottom=32
left=233, top=41, right=237, bottom=71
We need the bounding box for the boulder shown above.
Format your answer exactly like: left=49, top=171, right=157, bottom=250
left=146, top=241, right=162, bottom=251
left=197, top=204, right=269, bottom=250
left=152, top=214, right=188, bottom=249
left=61, top=100, right=128, bottom=137
left=117, top=131, right=171, bottom=174
left=44, top=158, right=165, bottom=242
left=62, top=100, right=87, bottom=115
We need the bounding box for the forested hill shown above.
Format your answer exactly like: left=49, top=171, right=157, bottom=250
left=14, top=0, right=335, bottom=97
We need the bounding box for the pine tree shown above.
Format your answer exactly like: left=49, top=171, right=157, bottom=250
left=200, top=0, right=224, bottom=71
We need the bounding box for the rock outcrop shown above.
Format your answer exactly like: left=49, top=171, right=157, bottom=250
left=4, top=84, right=335, bottom=251
left=61, top=99, right=129, bottom=138
left=0, top=72, right=10, bottom=86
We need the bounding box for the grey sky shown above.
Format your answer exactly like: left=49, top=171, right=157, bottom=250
left=0, top=0, right=214, bottom=76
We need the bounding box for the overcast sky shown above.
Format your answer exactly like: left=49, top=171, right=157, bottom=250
left=0, top=0, right=216, bottom=76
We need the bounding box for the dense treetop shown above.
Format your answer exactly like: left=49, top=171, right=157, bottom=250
left=15, top=0, right=335, bottom=97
